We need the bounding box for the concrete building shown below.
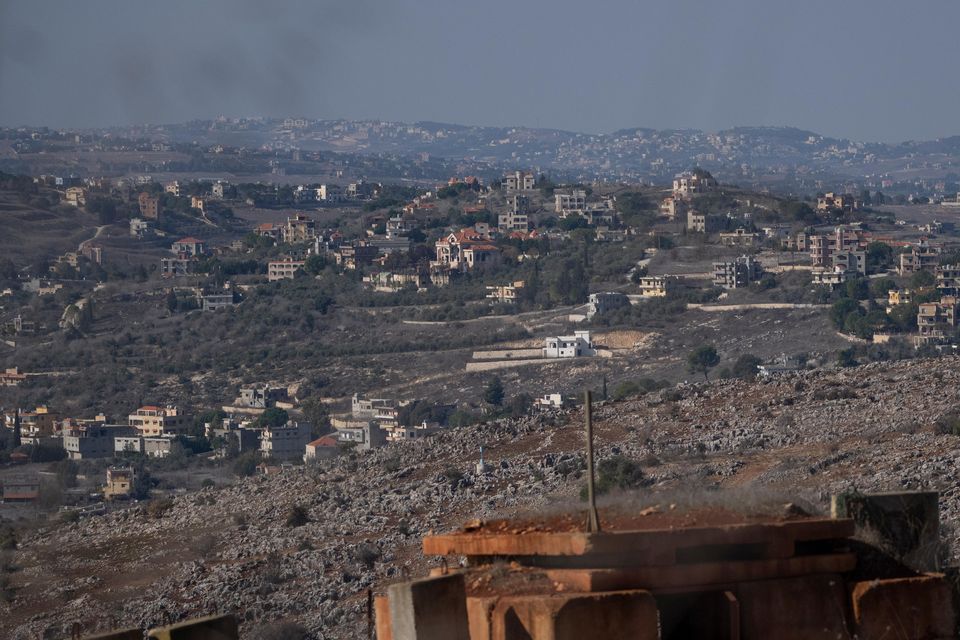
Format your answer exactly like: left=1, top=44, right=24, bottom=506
left=937, top=264, right=960, bottom=296
left=335, top=243, right=379, bottom=270
left=673, top=169, right=717, bottom=196
left=817, top=192, right=856, bottom=213
left=63, top=423, right=135, bottom=460
left=267, top=260, right=305, bottom=281
left=334, top=421, right=387, bottom=450
left=212, top=182, right=226, bottom=199
left=160, top=257, right=195, bottom=278
left=917, top=296, right=960, bottom=345
left=104, top=466, right=135, bottom=500
left=637, top=275, right=679, bottom=297
left=719, top=228, right=761, bottom=247
left=433, top=229, right=501, bottom=272
left=659, top=196, right=687, bottom=220
left=899, top=243, right=941, bottom=275
left=318, top=184, right=344, bottom=202
left=282, top=215, right=316, bottom=244
left=260, top=421, right=312, bottom=461
left=486, top=281, right=525, bottom=304
left=543, top=331, right=595, bottom=358
left=171, top=237, right=207, bottom=256
left=499, top=196, right=529, bottom=232
left=235, top=385, right=289, bottom=409
left=130, top=218, right=151, bottom=237
left=165, top=181, right=181, bottom=197
left=304, top=435, right=340, bottom=462
left=687, top=210, right=724, bottom=233
left=64, top=186, right=86, bottom=207
left=888, top=289, right=913, bottom=308
left=714, top=256, right=764, bottom=289
left=200, top=291, right=237, bottom=311
left=138, top=193, right=160, bottom=220
left=128, top=405, right=189, bottom=437
left=586, top=292, right=630, bottom=319
left=503, top=171, right=535, bottom=191
left=554, top=189, right=587, bottom=213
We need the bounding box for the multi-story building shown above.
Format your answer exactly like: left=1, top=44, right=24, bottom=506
left=554, top=189, right=587, bottom=213
left=104, top=466, right=135, bottom=499
left=433, top=229, right=501, bottom=272
left=713, top=256, right=763, bottom=289
left=164, top=181, right=181, bottom=197
left=673, top=169, right=717, bottom=196
left=817, top=192, right=856, bottom=213
left=937, top=264, right=960, bottom=296
left=281, top=214, right=316, bottom=244
left=63, top=423, right=135, bottom=460
left=212, top=182, right=226, bottom=199
left=138, top=193, right=160, bottom=219
left=898, top=243, right=941, bottom=275
left=260, top=421, right=312, bottom=461
left=498, top=195, right=530, bottom=232
left=637, top=275, right=680, bottom=297
left=917, top=296, right=960, bottom=345
left=334, top=243, right=379, bottom=270
left=687, top=210, right=724, bottom=233
left=267, top=259, right=306, bottom=281
left=503, top=170, right=535, bottom=191
left=127, top=405, right=189, bottom=437
left=486, top=281, right=525, bottom=304
left=659, top=196, right=686, bottom=220
left=719, top=228, right=761, bottom=247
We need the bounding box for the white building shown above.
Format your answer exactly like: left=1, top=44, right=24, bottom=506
left=543, top=331, right=595, bottom=358
left=503, top=170, right=535, bottom=191
left=318, top=184, right=344, bottom=202
left=555, top=189, right=587, bottom=213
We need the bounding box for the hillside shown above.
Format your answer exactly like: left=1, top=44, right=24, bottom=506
left=4, top=356, right=960, bottom=639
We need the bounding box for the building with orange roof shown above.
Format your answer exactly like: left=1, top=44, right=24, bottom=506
left=433, top=229, right=501, bottom=272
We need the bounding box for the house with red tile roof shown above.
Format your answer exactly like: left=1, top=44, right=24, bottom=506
left=433, top=228, right=501, bottom=272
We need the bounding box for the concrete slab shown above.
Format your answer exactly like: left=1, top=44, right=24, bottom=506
left=388, top=573, right=470, bottom=640
left=851, top=575, right=955, bottom=640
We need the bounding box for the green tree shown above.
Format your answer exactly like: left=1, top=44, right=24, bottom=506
left=865, top=242, right=893, bottom=273
left=910, top=270, right=935, bottom=288
left=483, top=377, right=504, bottom=406
left=830, top=299, right=861, bottom=329
left=304, top=254, right=327, bottom=276
left=257, top=407, right=289, bottom=428
left=687, top=345, right=720, bottom=381
left=730, top=354, right=762, bottom=379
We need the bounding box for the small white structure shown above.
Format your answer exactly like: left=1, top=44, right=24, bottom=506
left=536, top=393, right=564, bottom=409
left=543, top=331, right=595, bottom=358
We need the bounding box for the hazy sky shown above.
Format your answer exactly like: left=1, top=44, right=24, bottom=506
left=1, top=0, right=958, bottom=141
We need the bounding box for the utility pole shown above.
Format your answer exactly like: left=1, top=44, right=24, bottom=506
left=584, top=390, right=600, bottom=533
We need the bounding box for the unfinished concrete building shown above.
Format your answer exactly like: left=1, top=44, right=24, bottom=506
left=713, top=256, right=763, bottom=289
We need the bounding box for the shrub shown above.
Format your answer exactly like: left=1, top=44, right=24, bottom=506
left=581, top=456, right=649, bottom=499
left=934, top=412, right=960, bottom=436
left=147, top=498, right=175, bottom=519
left=285, top=505, right=310, bottom=528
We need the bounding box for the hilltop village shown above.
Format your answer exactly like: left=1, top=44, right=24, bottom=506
left=2, top=133, right=960, bottom=636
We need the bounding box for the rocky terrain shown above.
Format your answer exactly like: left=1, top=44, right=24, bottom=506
left=5, top=356, right=960, bottom=639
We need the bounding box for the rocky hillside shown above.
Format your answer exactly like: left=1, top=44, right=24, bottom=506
left=5, top=356, right=960, bottom=639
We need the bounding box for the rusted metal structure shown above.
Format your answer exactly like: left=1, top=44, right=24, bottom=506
left=375, top=507, right=955, bottom=639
